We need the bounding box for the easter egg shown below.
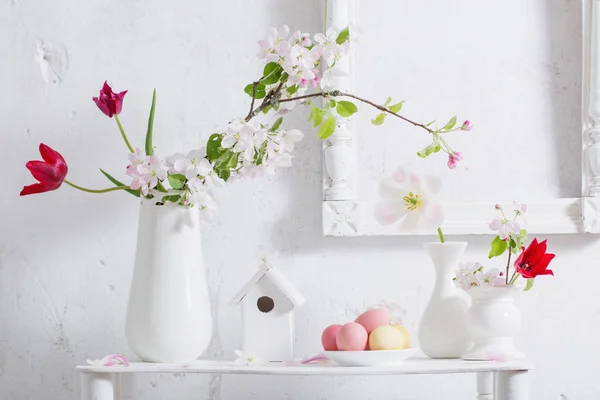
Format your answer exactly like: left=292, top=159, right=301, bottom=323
left=354, top=307, right=391, bottom=334
left=368, top=325, right=406, bottom=350
left=336, top=322, right=368, bottom=351
left=391, top=324, right=411, bottom=349
left=321, top=324, right=342, bottom=351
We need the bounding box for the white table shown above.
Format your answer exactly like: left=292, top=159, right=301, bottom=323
left=76, top=355, right=533, bottom=400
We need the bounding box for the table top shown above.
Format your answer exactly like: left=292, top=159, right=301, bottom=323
left=76, top=355, right=534, bottom=376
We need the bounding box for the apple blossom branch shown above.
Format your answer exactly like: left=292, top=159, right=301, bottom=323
left=246, top=87, right=435, bottom=134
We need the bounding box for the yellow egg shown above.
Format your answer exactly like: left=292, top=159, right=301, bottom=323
left=391, top=324, right=411, bottom=349
left=368, top=325, right=406, bottom=350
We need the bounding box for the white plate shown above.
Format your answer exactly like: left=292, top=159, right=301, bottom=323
left=323, top=349, right=417, bottom=367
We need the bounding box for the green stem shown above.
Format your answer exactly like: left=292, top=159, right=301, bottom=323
left=509, top=273, right=520, bottom=286
left=505, top=247, right=512, bottom=285
left=114, top=114, right=134, bottom=153
left=437, top=227, right=446, bottom=243
left=64, top=180, right=129, bottom=194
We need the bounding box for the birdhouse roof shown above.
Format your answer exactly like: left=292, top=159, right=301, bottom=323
left=229, top=265, right=305, bottom=307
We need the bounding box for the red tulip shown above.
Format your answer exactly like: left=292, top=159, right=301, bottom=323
left=20, top=144, right=68, bottom=196
left=92, top=81, right=127, bottom=118
left=514, top=238, right=555, bottom=279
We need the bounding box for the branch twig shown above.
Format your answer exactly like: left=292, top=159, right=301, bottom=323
left=253, top=89, right=434, bottom=134
left=245, top=82, right=283, bottom=122
left=505, top=248, right=513, bottom=285
left=245, top=82, right=259, bottom=120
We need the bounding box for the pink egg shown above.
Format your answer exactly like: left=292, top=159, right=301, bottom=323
left=354, top=307, right=391, bottom=334
left=336, top=322, right=368, bottom=351
left=321, top=324, right=342, bottom=351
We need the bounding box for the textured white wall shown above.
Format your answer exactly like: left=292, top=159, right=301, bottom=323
left=1, top=0, right=598, bottom=399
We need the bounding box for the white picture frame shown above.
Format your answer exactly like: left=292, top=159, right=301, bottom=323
left=322, top=0, right=600, bottom=236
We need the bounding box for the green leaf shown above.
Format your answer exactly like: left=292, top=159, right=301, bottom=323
left=388, top=101, right=404, bottom=114
left=416, top=142, right=441, bottom=158
left=336, top=26, right=350, bottom=45
left=271, top=117, right=283, bottom=131
left=318, top=114, right=337, bottom=139
left=145, top=89, right=157, bottom=156
left=371, top=113, right=386, bottom=125
left=308, top=104, right=324, bottom=127
left=168, top=174, right=186, bottom=190
left=524, top=278, right=535, bottom=291
left=99, top=168, right=140, bottom=197
left=244, top=83, right=266, bottom=99
left=254, top=141, right=268, bottom=166
left=216, top=168, right=231, bottom=181
left=260, top=62, right=283, bottom=85
left=488, top=236, right=508, bottom=258
left=425, top=120, right=436, bottom=127
left=442, top=115, right=457, bottom=131
left=329, top=99, right=337, bottom=108
left=336, top=100, right=358, bottom=117
left=206, top=133, right=225, bottom=162
left=384, top=96, right=392, bottom=106
left=161, top=194, right=181, bottom=204
left=509, top=237, right=517, bottom=249
left=223, top=151, right=240, bottom=169
left=280, top=72, right=289, bottom=83
left=261, top=105, right=272, bottom=114
left=155, top=183, right=168, bottom=193
left=286, top=85, right=299, bottom=95
left=212, top=149, right=239, bottom=182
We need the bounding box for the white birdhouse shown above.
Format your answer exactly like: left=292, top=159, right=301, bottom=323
left=230, top=264, right=305, bottom=362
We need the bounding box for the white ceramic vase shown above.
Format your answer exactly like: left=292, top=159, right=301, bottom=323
left=125, top=202, right=212, bottom=362
left=464, top=285, right=524, bottom=360
left=418, top=242, right=472, bottom=359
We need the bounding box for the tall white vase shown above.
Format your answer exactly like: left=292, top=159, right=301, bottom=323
left=418, top=242, right=472, bottom=359
left=125, top=203, right=212, bottom=362
left=464, top=285, right=524, bottom=360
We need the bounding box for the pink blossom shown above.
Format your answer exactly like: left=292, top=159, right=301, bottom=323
left=447, top=151, right=463, bottom=169
left=461, top=120, right=473, bottom=131
left=300, top=71, right=321, bottom=88
left=86, top=354, right=129, bottom=367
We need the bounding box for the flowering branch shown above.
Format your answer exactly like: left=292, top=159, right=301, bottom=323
left=273, top=90, right=435, bottom=133
left=454, top=203, right=555, bottom=292
left=21, top=24, right=473, bottom=223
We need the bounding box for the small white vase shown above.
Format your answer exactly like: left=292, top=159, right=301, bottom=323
left=464, top=285, right=524, bottom=360
left=418, top=242, right=472, bottom=359
left=125, top=202, right=212, bottom=362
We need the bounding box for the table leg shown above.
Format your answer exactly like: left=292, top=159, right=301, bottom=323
left=477, top=372, right=494, bottom=400
left=80, top=373, right=121, bottom=400
left=495, top=371, right=529, bottom=400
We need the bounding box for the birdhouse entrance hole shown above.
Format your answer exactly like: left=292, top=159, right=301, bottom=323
left=257, top=296, right=274, bottom=313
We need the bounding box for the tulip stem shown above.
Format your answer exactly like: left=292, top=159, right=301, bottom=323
left=64, top=180, right=130, bottom=194
left=509, top=272, right=520, bottom=286
left=437, top=227, right=445, bottom=243
left=114, top=115, right=134, bottom=153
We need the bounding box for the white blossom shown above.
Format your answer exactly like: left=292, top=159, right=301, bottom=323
left=234, top=350, right=263, bottom=366
left=128, top=154, right=167, bottom=196
left=489, top=217, right=521, bottom=240
left=374, top=167, right=443, bottom=231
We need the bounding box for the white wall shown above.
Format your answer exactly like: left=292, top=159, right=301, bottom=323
left=1, top=1, right=598, bottom=399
